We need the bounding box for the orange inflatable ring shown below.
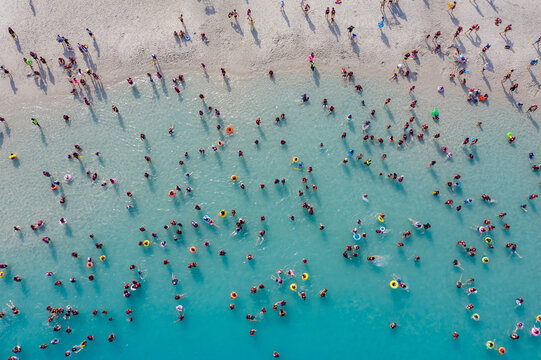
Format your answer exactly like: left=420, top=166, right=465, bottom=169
left=230, top=291, right=238, bottom=299
left=86, top=262, right=93, bottom=268
left=169, top=190, right=176, bottom=197
left=217, top=141, right=224, bottom=146
left=189, top=246, right=197, bottom=253
left=226, top=126, right=234, bottom=134
left=498, top=347, right=505, bottom=355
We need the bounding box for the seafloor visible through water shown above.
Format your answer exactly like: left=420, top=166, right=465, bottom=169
left=0, top=70, right=540, bottom=359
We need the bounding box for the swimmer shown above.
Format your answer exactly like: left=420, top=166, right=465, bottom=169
left=367, top=255, right=382, bottom=261
left=408, top=218, right=423, bottom=229
left=362, top=194, right=369, bottom=202
left=256, top=230, right=265, bottom=245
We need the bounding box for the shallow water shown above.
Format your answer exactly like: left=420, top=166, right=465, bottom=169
left=0, top=69, right=540, bottom=359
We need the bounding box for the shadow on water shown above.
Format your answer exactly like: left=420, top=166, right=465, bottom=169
left=312, top=67, right=320, bottom=87
left=132, top=86, right=141, bottom=98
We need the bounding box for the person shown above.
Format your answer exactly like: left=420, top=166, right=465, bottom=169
left=31, top=118, right=40, bottom=127
left=347, top=25, right=355, bottom=38
left=500, top=24, right=512, bottom=35
left=280, top=0, right=285, bottom=12
left=0, top=65, right=11, bottom=77
left=527, top=58, right=539, bottom=70
left=7, top=300, right=19, bottom=315
left=86, top=28, right=94, bottom=38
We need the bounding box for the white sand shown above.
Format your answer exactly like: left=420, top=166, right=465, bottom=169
left=1, top=0, right=540, bottom=108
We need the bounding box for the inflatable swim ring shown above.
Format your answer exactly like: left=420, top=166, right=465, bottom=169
left=498, top=347, right=505, bottom=355
left=143, top=240, right=150, bottom=247
left=484, top=237, right=492, bottom=244
left=219, top=210, right=227, bottom=217
left=231, top=175, right=237, bottom=182
left=86, top=262, right=93, bottom=268
left=189, top=246, right=197, bottom=253
left=482, top=256, right=489, bottom=263
left=226, top=126, right=234, bottom=134
left=353, top=233, right=361, bottom=241
left=378, top=216, right=384, bottom=223
left=0, top=272, right=4, bottom=277
left=230, top=291, right=237, bottom=299
left=302, top=273, right=309, bottom=281
left=169, top=190, right=176, bottom=197
left=389, top=280, right=398, bottom=289
left=379, top=226, right=386, bottom=232
left=290, top=283, right=297, bottom=291
left=472, top=313, right=480, bottom=321
left=9, top=154, right=17, bottom=160
left=99, top=255, right=106, bottom=261
left=486, top=341, right=494, bottom=349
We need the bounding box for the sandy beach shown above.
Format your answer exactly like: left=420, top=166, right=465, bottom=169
left=1, top=0, right=540, bottom=109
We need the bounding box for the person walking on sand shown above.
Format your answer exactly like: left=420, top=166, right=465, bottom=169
left=178, top=14, right=184, bottom=24
left=501, top=68, right=514, bottom=83
left=325, top=7, right=330, bottom=19
left=86, top=28, right=94, bottom=38
left=331, top=7, right=336, bottom=24
left=533, top=36, right=541, bottom=48
left=527, top=58, right=539, bottom=70
left=499, top=24, right=512, bottom=36
left=280, top=0, right=285, bottom=12
left=31, top=118, right=40, bottom=127
left=447, top=1, right=456, bottom=13
left=0, top=65, right=11, bottom=77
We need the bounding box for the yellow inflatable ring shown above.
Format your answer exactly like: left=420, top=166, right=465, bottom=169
left=482, top=256, right=489, bottom=263
left=99, top=255, right=106, bottom=261
left=292, top=157, right=299, bottom=163
left=472, top=313, right=480, bottom=321
left=219, top=210, right=227, bottom=217
left=389, top=280, right=398, bottom=289
left=536, top=315, right=541, bottom=322
left=486, top=341, right=494, bottom=349
left=378, top=216, right=384, bottom=223
left=0, top=272, right=4, bottom=277
left=301, top=273, right=309, bottom=281
left=484, top=237, right=492, bottom=244
left=9, top=154, right=17, bottom=160
left=143, top=240, right=150, bottom=247
left=290, top=283, right=297, bottom=291
left=230, top=175, right=237, bottom=182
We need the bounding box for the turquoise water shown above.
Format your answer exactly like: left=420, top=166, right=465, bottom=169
left=0, top=70, right=540, bottom=359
